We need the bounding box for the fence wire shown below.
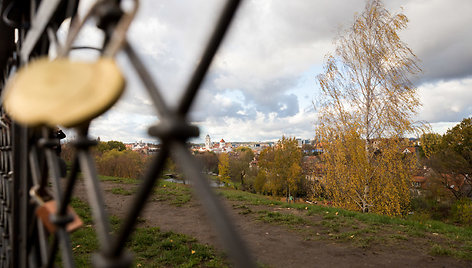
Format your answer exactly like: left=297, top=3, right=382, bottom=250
left=0, top=0, right=255, bottom=267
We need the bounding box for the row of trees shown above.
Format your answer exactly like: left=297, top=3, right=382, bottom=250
left=62, top=140, right=149, bottom=179
left=193, top=137, right=312, bottom=199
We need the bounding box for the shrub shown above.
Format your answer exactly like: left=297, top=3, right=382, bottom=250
left=95, top=149, right=148, bottom=179
left=451, top=198, right=472, bottom=225
left=409, top=196, right=451, bottom=222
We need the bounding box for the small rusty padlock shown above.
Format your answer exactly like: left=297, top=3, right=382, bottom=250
left=30, top=186, right=83, bottom=233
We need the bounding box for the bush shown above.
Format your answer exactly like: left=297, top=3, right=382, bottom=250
left=409, top=196, right=451, bottom=222
left=451, top=198, right=472, bottom=225
left=95, top=149, right=149, bottom=179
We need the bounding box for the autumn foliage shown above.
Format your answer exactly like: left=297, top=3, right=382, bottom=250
left=316, top=0, right=420, bottom=215
left=95, top=149, right=148, bottom=179
left=256, top=137, right=305, bottom=198
left=62, top=141, right=149, bottom=179
left=218, top=153, right=231, bottom=184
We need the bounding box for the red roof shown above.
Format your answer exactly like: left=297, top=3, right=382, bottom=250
left=220, top=139, right=225, bottom=142
left=412, top=176, right=426, bottom=183
left=403, top=147, right=416, bottom=153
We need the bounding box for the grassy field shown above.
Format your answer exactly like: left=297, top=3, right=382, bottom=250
left=218, top=188, right=472, bottom=260
left=100, top=175, right=193, bottom=206
left=70, top=198, right=227, bottom=267
left=100, top=175, right=472, bottom=261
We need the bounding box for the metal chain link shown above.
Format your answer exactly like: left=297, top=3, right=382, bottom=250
left=0, top=0, right=255, bottom=267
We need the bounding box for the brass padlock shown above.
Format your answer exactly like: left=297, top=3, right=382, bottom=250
left=3, top=57, right=125, bottom=127
left=30, top=186, right=83, bottom=233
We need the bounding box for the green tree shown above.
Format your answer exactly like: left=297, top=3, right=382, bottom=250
left=107, top=140, right=126, bottom=151
left=442, top=118, right=472, bottom=162
left=316, top=0, right=420, bottom=215
left=228, top=147, right=255, bottom=189
left=427, top=118, right=472, bottom=199
left=96, top=140, right=126, bottom=153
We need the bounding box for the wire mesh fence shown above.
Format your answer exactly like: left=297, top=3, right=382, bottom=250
left=0, top=0, right=255, bottom=267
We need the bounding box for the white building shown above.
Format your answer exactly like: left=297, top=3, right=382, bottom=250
left=205, top=134, right=212, bottom=150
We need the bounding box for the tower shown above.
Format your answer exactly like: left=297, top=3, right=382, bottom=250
left=205, top=134, right=211, bottom=150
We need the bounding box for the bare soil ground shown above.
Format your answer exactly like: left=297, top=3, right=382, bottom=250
left=73, top=180, right=471, bottom=268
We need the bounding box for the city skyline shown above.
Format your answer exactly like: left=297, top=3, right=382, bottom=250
left=64, top=0, right=472, bottom=143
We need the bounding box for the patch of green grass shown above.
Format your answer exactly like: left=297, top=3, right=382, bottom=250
left=430, top=244, right=454, bottom=257
left=428, top=242, right=472, bottom=261
left=153, top=180, right=192, bottom=206
left=98, top=175, right=138, bottom=184
left=233, top=204, right=253, bottom=215
left=70, top=198, right=227, bottom=267
left=321, top=219, right=340, bottom=233
left=109, top=187, right=135, bottom=196
left=217, top=189, right=282, bottom=206
left=332, top=230, right=365, bottom=240
left=405, top=228, right=426, bottom=238
left=281, top=199, right=472, bottom=246
left=257, top=210, right=308, bottom=226
left=390, top=234, right=409, bottom=241
left=353, top=236, right=376, bottom=249
left=130, top=228, right=227, bottom=267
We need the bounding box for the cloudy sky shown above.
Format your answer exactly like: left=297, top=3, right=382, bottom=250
left=68, top=0, right=472, bottom=143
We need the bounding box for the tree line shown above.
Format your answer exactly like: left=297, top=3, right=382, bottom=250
left=62, top=140, right=149, bottom=179
left=194, top=136, right=313, bottom=199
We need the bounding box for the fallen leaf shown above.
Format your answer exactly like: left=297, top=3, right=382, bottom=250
left=191, top=250, right=196, bottom=254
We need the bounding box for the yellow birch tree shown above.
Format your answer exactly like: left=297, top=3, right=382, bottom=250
left=218, top=153, right=231, bottom=185
left=316, top=0, right=421, bottom=216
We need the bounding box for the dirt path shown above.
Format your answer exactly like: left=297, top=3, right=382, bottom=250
left=73, top=180, right=470, bottom=268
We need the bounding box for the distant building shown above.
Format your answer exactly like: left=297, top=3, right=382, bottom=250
left=197, top=135, right=233, bottom=153
left=205, top=134, right=212, bottom=150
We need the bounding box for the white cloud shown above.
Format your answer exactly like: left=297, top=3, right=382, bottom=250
left=417, top=77, right=472, bottom=123
left=200, top=108, right=317, bottom=142
left=64, top=0, right=472, bottom=142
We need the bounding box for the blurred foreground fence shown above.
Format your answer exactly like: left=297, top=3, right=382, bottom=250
left=0, top=0, right=255, bottom=267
